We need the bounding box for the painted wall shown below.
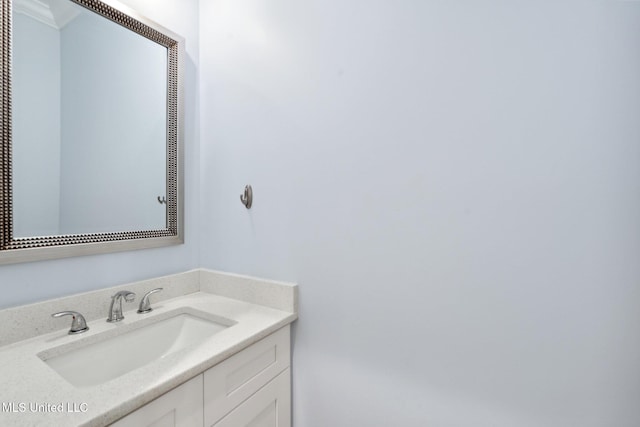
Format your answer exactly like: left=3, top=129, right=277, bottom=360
left=0, top=0, right=200, bottom=309
left=12, top=13, right=61, bottom=237
left=199, top=1, right=640, bottom=426
left=59, top=8, right=167, bottom=234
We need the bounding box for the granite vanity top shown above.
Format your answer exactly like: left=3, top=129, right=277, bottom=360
left=0, top=270, right=298, bottom=426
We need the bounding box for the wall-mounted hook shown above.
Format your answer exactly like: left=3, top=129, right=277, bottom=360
left=240, top=185, right=253, bottom=209
left=157, top=196, right=166, bottom=204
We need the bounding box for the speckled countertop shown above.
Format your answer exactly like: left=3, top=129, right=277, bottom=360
left=0, top=270, right=298, bottom=427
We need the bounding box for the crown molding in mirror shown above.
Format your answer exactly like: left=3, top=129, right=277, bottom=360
left=0, top=0, right=184, bottom=264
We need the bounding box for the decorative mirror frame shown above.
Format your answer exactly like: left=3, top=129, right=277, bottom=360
left=0, top=0, right=184, bottom=264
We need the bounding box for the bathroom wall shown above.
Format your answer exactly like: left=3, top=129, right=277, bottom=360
left=199, top=1, right=640, bottom=426
left=12, top=13, right=61, bottom=237
left=0, top=0, right=200, bottom=309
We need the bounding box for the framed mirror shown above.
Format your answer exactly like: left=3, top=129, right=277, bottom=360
left=0, top=0, right=184, bottom=264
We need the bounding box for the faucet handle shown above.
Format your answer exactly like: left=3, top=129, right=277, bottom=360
left=138, top=288, right=163, bottom=314
left=52, top=311, right=89, bottom=335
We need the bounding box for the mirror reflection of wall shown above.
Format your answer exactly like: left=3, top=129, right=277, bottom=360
left=12, top=0, right=167, bottom=237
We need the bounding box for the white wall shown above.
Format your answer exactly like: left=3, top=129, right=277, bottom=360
left=199, top=1, right=640, bottom=426
left=0, top=0, right=200, bottom=309
left=59, top=8, right=167, bottom=234
left=12, top=13, right=61, bottom=237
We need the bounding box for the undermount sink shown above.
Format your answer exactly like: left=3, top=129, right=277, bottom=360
left=40, top=311, right=231, bottom=388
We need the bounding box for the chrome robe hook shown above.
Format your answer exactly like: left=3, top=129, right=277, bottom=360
left=240, top=185, right=253, bottom=209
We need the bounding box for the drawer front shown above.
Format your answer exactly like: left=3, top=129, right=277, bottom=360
left=212, top=368, right=291, bottom=427
left=204, top=326, right=290, bottom=426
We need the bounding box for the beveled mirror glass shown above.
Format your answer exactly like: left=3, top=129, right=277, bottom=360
left=0, top=0, right=184, bottom=264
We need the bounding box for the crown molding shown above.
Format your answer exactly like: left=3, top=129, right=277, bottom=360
left=13, top=0, right=80, bottom=30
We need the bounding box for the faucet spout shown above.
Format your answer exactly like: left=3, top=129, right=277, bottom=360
left=107, top=291, right=136, bottom=322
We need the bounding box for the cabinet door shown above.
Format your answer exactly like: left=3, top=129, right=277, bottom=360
left=212, top=368, right=291, bottom=427
left=204, top=326, right=290, bottom=426
left=111, top=375, right=203, bottom=427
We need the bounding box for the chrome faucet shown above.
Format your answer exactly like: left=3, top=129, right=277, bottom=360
left=107, top=291, right=136, bottom=322
left=137, top=288, right=163, bottom=314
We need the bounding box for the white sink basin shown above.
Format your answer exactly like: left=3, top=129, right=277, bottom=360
left=41, top=312, right=231, bottom=387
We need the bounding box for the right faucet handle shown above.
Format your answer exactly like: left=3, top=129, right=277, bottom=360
left=137, top=288, right=163, bottom=314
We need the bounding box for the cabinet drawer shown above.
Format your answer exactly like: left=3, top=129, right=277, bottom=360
left=204, top=326, right=290, bottom=426
left=212, top=368, right=291, bottom=427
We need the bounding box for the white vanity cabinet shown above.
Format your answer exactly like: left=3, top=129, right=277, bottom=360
left=111, top=325, right=291, bottom=427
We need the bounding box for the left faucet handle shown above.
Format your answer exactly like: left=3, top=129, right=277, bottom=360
left=52, top=311, right=89, bottom=335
